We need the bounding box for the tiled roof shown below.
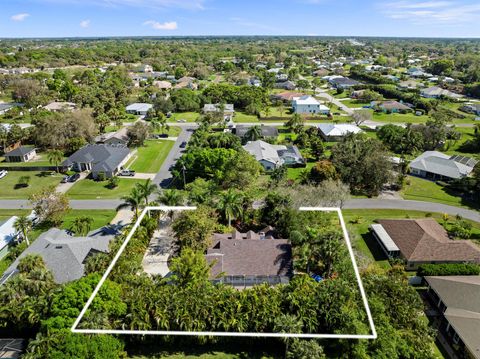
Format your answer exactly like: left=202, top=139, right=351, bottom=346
left=62, top=144, right=130, bottom=173
left=4, top=146, right=35, bottom=157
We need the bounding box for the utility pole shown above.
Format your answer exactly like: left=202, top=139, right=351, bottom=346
left=182, top=165, right=186, bottom=187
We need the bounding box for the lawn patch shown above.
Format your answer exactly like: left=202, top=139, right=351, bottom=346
left=0, top=171, right=63, bottom=199
left=67, top=178, right=147, bottom=199
left=129, top=140, right=174, bottom=173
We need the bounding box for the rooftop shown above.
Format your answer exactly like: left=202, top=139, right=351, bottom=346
left=4, top=146, right=36, bottom=157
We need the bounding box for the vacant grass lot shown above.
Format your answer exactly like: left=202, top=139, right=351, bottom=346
left=233, top=112, right=259, bottom=123
left=401, top=176, right=475, bottom=208
left=0, top=171, right=62, bottom=199
left=67, top=178, right=147, bottom=199
left=171, top=112, right=199, bottom=122
left=372, top=112, right=430, bottom=124
left=129, top=140, right=174, bottom=173
left=340, top=99, right=371, bottom=108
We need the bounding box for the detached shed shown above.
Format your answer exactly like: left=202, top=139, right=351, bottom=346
left=3, top=146, right=36, bottom=163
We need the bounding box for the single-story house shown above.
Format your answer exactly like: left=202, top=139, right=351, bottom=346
left=328, top=76, right=361, bottom=89
left=4, top=227, right=115, bottom=283
left=410, top=151, right=477, bottom=181
left=62, top=144, right=131, bottom=179
left=398, top=80, right=425, bottom=90
left=371, top=218, right=480, bottom=270
left=421, top=86, right=463, bottom=99
left=316, top=123, right=362, bottom=141
left=95, top=127, right=128, bottom=146
left=203, top=103, right=235, bottom=121
left=275, top=81, right=296, bottom=90
left=235, top=125, right=278, bottom=139
left=3, top=146, right=37, bottom=163
left=44, top=101, right=76, bottom=112
left=174, top=81, right=198, bottom=90
left=152, top=80, right=172, bottom=90
left=272, top=92, right=306, bottom=103
left=0, top=216, right=19, bottom=260
left=205, top=229, right=293, bottom=288
left=243, top=140, right=304, bottom=170
left=136, top=64, right=153, bottom=73
left=0, top=102, right=23, bottom=115
left=424, top=276, right=480, bottom=359
left=460, top=103, right=480, bottom=116
left=126, top=103, right=153, bottom=116
left=292, top=95, right=329, bottom=115
left=313, top=68, right=329, bottom=77
left=371, top=100, right=412, bottom=113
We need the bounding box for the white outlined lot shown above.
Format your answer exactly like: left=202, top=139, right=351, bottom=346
left=71, top=206, right=377, bottom=339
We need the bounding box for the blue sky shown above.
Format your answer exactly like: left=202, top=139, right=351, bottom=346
left=1, top=0, right=480, bottom=38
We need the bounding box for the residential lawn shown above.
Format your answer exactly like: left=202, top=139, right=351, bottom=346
left=372, top=112, right=431, bottom=124
left=287, top=163, right=313, bottom=180
left=170, top=112, right=199, bottom=122
left=401, top=175, right=477, bottom=209
left=129, top=140, right=174, bottom=173
left=443, top=126, right=477, bottom=156
left=0, top=171, right=63, bottom=199
left=260, top=106, right=292, bottom=119
left=233, top=112, right=259, bottom=123
left=0, top=152, right=66, bottom=168
left=340, top=99, right=371, bottom=108
left=67, top=178, right=147, bottom=199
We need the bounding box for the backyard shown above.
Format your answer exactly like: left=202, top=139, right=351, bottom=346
left=67, top=178, right=147, bottom=199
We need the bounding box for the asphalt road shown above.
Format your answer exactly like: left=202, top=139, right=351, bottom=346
left=1, top=198, right=478, bottom=222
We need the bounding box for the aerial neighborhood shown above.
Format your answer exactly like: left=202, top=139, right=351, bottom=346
left=0, top=34, right=480, bottom=359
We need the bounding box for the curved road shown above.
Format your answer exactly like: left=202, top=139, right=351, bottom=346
left=1, top=198, right=478, bottom=222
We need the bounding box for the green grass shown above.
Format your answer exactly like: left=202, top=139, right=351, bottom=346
left=170, top=112, right=199, bottom=122
left=0, top=171, right=63, bottom=199
left=0, top=152, right=66, bottom=168
left=372, top=112, right=431, bottom=124
left=340, top=99, right=371, bottom=108
left=233, top=112, right=259, bottom=123
left=287, top=163, right=313, bottom=180
left=129, top=140, right=174, bottom=173
left=67, top=178, right=147, bottom=199
left=401, top=176, right=476, bottom=209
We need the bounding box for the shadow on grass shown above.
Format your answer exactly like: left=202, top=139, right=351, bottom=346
left=360, top=232, right=389, bottom=262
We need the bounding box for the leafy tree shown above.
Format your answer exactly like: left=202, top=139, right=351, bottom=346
left=172, top=206, right=219, bottom=251
left=271, top=165, right=287, bottom=184
left=308, top=160, right=337, bottom=184
left=157, top=189, right=185, bottom=206
left=285, top=113, right=305, bottom=134
left=107, top=176, right=119, bottom=189
left=244, top=125, right=262, bottom=141
left=70, top=216, right=94, bottom=236
left=95, top=113, right=110, bottom=134
left=352, top=109, right=372, bottom=126
left=170, top=89, right=200, bottom=112
left=185, top=178, right=216, bottom=205
left=169, top=248, right=215, bottom=287
left=29, top=186, right=70, bottom=225
left=127, top=122, right=150, bottom=147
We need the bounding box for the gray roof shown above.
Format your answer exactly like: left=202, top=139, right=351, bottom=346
left=62, top=144, right=130, bottom=173
left=203, top=103, right=234, bottom=113
left=425, top=276, right=480, bottom=358
left=5, top=227, right=115, bottom=283
left=235, top=125, right=278, bottom=138
left=4, top=146, right=35, bottom=157
left=410, top=151, right=476, bottom=179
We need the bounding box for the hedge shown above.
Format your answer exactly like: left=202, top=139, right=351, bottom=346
left=417, top=263, right=480, bottom=276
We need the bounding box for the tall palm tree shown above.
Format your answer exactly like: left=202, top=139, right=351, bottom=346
left=47, top=149, right=64, bottom=173
left=71, top=216, right=94, bottom=236
left=244, top=125, right=262, bottom=142
left=157, top=189, right=184, bottom=206
left=217, top=189, right=244, bottom=227
left=14, top=215, right=33, bottom=246
left=117, top=186, right=144, bottom=220
left=136, top=179, right=157, bottom=206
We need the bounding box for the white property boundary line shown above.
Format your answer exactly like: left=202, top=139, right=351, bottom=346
left=71, top=206, right=377, bottom=339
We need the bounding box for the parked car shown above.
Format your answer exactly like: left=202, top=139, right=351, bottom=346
left=119, top=169, right=136, bottom=177
left=177, top=119, right=186, bottom=123
left=0, top=170, right=8, bottom=179
left=68, top=173, right=81, bottom=182
left=180, top=141, right=187, bottom=148
left=61, top=175, right=69, bottom=183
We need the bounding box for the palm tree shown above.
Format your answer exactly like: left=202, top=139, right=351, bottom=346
left=47, top=149, right=64, bottom=173
left=14, top=215, right=33, bottom=246
left=157, top=189, right=184, bottom=206
left=117, top=186, right=144, bottom=220
left=71, top=216, right=94, bottom=236
left=274, top=314, right=304, bottom=358
left=244, top=125, right=262, bottom=141
left=217, top=189, right=244, bottom=227
left=136, top=179, right=157, bottom=206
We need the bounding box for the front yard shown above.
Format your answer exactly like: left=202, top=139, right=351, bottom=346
left=67, top=178, right=147, bottom=199
left=0, top=171, right=63, bottom=199
left=128, top=140, right=174, bottom=173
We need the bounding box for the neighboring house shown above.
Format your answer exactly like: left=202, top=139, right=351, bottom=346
left=44, top=101, right=76, bottom=112
left=203, top=104, right=235, bottom=121
left=275, top=81, right=296, bottom=90
left=410, top=151, right=477, bottom=180
left=3, top=146, right=36, bottom=163
left=248, top=78, right=262, bottom=87
left=95, top=127, right=128, bottom=146
left=272, top=91, right=306, bottom=103
left=126, top=103, right=153, bottom=116
left=235, top=125, right=278, bottom=139
left=371, top=100, right=412, bottom=113
left=174, top=80, right=198, bottom=90
left=205, top=229, right=293, bottom=288
left=0, top=216, right=19, bottom=260
left=317, top=123, right=362, bottom=141
left=0, top=103, right=22, bottom=115
left=371, top=219, right=480, bottom=270
left=328, top=76, right=360, bottom=89
left=398, top=80, right=425, bottom=90
left=313, top=68, right=329, bottom=77
left=424, top=276, right=480, bottom=359
left=136, top=64, right=153, bottom=73
left=421, top=86, right=463, bottom=99
left=62, top=144, right=131, bottom=179
left=292, top=95, right=329, bottom=114
left=4, top=227, right=115, bottom=284
left=460, top=103, right=480, bottom=116
left=152, top=80, right=172, bottom=90
left=243, top=140, right=304, bottom=170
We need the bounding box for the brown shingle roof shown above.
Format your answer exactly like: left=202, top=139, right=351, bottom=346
left=206, top=231, right=292, bottom=278
left=377, top=218, right=480, bottom=263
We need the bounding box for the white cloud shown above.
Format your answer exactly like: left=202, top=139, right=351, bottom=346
left=379, top=0, right=480, bottom=24
left=11, top=13, right=30, bottom=21
left=80, top=19, right=90, bottom=28
left=143, top=20, right=178, bottom=30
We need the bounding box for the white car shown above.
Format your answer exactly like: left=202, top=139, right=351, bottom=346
left=0, top=170, right=8, bottom=179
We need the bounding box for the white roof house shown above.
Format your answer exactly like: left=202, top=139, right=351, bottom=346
left=317, top=123, right=362, bottom=140
left=421, top=86, right=463, bottom=99
left=410, top=151, right=477, bottom=180
left=243, top=140, right=304, bottom=170
left=370, top=223, right=400, bottom=253
left=126, top=103, right=153, bottom=115
left=0, top=216, right=18, bottom=259
left=292, top=95, right=320, bottom=106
